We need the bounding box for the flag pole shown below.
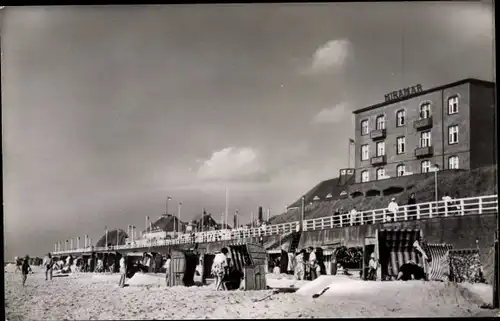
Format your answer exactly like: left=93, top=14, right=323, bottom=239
left=201, top=207, right=204, bottom=233
left=225, top=187, right=229, bottom=229
left=178, top=201, right=182, bottom=238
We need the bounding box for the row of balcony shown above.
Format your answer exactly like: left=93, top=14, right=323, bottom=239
left=369, top=117, right=433, bottom=141
left=370, top=146, right=433, bottom=165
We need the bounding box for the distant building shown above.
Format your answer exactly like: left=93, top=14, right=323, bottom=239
left=352, top=78, right=495, bottom=183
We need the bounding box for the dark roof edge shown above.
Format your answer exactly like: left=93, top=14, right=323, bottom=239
left=353, top=78, right=495, bottom=115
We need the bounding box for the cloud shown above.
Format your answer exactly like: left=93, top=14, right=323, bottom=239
left=196, top=147, right=268, bottom=182
left=311, top=102, right=348, bottom=124
left=305, top=39, right=351, bottom=75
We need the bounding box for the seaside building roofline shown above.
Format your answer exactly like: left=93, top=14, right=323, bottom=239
left=352, top=78, right=495, bottom=115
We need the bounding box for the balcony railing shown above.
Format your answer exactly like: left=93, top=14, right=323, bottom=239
left=414, top=117, right=433, bottom=130
left=415, top=146, right=433, bottom=158
left=370, top=128, right=387, bottom=140
left=370, top=155, right=387, bottom=166
left=51, top=194, right=498, bottom=256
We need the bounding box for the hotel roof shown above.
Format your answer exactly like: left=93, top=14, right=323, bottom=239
left=352, top=78, right=495, bottom=115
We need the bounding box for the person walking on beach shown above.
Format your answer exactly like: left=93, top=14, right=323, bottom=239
left=294, top=249, right=306, bottom=280
left=307, top=247, right=318, bottom=281
left=315, top=247, right=326, bottom=275
left=279, top=245, right=289, bottom=274
left=164, top=254, right=172, bottom=286
left=43, top=253, right=54, bottom=281
left=119, top=255, right=127, bottom=287
left=21, top=255, right=32, bottom=287
left=14, top=256, right=22, bottom=274
left=211, top=247, right=229, bottom=291
left=287, top=250, right=296, bottom=275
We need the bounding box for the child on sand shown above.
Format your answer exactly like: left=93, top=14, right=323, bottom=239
left=21, top=255, right=32, bottom=287
left=368, top=252, right=378, bottom=281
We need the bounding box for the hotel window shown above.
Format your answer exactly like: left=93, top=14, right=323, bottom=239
left=448, top=156, right=459, bottom=169
left=396, top=164, right=406, bottom=177
left=448, top=125, right=459, bottom=144
left=396, top=109, right=406, bottom=127
left=376, top=168, right=385, bottom=180
left=361, top=120, right=369, bottom=135
left=448, top=96, right=459, bottom=115
left=421, top=160, right=431, bottom=173
left=361, top=171, right=370, bottom=182
left=376, top=141, right=385, bottom=157
left=396, top=136, right=405, bottom=154
left=376, top=115, right=386, bottom=130
left=420, top=103, right=431, bottom=119
left=361, top=144, right=370, bottom=161
left=420, top=131, right=431, bottom=147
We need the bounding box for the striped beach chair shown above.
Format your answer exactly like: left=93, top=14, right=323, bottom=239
left=421, top=243, right=454, bottom=281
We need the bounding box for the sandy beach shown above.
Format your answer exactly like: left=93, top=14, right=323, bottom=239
left=5, top=266, right=499, bottom=320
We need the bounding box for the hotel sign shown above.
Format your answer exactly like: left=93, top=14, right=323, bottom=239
left=384, top=84, right=423, bottom=102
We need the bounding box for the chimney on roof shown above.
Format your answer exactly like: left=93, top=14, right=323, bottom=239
left=258, top=207, right=263, bottom=222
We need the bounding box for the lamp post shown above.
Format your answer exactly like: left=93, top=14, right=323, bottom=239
left=178, top=201, right=182, bottom=238
left=105, top=226, right=108, bottom=248
left=301, top=196, right=305, bottom=231
left=432, top=164, right=440, bottom=213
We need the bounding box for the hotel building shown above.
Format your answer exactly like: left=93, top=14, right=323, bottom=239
left=352, top=78, right=496, bottom=184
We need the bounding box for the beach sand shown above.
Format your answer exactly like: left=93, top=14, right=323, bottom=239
left=5, top=268, right=499, bottom=320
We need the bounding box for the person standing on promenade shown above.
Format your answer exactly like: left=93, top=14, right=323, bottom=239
left=407, top=193, right=417, bottom=220
left=43, top=253, right=54, bottom=281
left=21, top=255, right=32, bottom=287
left=442, top=192, right=452, bottom=216
left=387, top=198, right=399, bottom=222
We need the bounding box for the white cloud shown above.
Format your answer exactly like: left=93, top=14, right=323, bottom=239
left=196, top=147, right=267, bottom=182
left=306, top=39, right=351, bottom=75
left=311, top=102, right=348, bottom=124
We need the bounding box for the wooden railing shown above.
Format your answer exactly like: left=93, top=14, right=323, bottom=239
left=51, top=194, right=498, bottom=255
left=303, top=194, right=498, bottom=230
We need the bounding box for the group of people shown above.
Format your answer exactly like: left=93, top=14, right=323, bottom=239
left=337, top=191, right=462, bottom=226
left=272, top=245, right=326, bottom=281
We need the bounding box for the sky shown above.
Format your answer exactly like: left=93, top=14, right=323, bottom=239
left=2, top=2, right=494, bottom=259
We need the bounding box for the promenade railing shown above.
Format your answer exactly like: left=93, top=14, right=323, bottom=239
left=51, top=194, right=498, bottom=255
